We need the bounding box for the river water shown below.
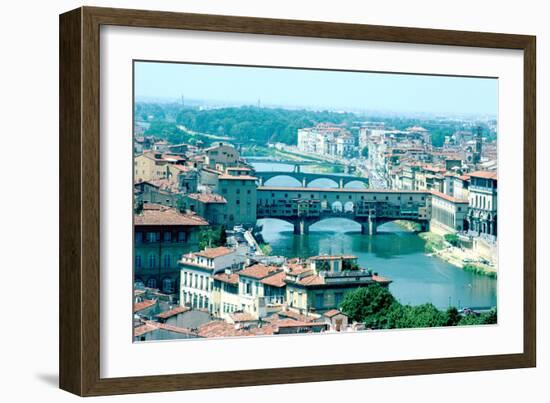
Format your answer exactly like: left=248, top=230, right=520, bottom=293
left=252, top=160, right=497, bottom=309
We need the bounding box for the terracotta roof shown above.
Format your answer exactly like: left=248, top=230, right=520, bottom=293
left=169, top=164, right=192, bottom=172
left=240, top=264, right=281, bottom=279
left=155, top=306, right=190, bottom=319
left=247, top=324, right=276, bottom=336
left=230, top=312, right=256, bottom=322
left=469, top=170, right=497, bottom=180
left=278, top=310, right=318, bottom=322
left=323, top=309, right=346, bottom=318
left=187, top=193, right=227, bottom=204
left=133, top=323, right=158, bottom=337
left=156, top=323, right=195, bottom=335
left=197, top=321, right=252, bottom=338
left=287, top=263, right=309, bottom=274
left=260, top=271, right=287, bottom=288
left=297, top=275, right=324, bottom=286
left=274, top=319, right=327, bottom=329
left=133, top=299, right=157, bottom=313
left=195, top=246, right=234, bottom=259
left=134, top=321, right=196, bottom=337
left=212, top=272, right=239, bottom=285
left=134, top=208, right=209, bottom=226
left=430, top=190, right=468, bottom=204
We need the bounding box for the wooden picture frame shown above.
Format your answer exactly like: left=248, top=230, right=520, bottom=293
left=59, top=6, right=536, bottom=396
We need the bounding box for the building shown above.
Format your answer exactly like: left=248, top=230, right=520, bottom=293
left=217, top=170, right=258, bottom=227
left=236, top=264, right=286, bottom=319
left=430, top=190, right=469, bottom=234
left=134, top=180, right=180, bottom=208
left=284, top=255, right=391, bottom=314
left=204, top=143, right=240, bottom=170
left=134, top=204, right=209, bottom=296
left=167, top=164, right=198, bottom=193
left=185, top=193, right=228, bottom=226
left=297, top=123, right=356, bottom=158
left=179, top=246, right=246, bottom=311
left=322, top=309, right=349, bottom=332
left=134, top=151, right=187, bottom=182
left=467, top=171, right=498, bottom=237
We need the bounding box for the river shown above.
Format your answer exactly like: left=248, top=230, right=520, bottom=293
left=252, top=160, right=497, bottom=310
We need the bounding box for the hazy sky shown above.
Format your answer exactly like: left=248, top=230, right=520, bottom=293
left=134, top=61, right=497, bottom=116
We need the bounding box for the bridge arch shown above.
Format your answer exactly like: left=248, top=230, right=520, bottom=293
left=376, top=218, right=428, bottom=233
left=261, top=174, right=302, bottom=187
left=343, top=180, right=369, bottom=189
left=306, top=177, right=339, bottom=188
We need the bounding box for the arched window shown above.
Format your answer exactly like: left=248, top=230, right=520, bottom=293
left=147, top=278, right=157, bottom=289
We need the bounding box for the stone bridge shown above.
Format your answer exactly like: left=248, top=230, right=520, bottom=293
left=257, top=186, right=431, bottom=235
left=255, top=171, right=369, bottom=189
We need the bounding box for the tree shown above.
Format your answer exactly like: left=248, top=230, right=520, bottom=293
left=339, top=284, right=397, bottom=329
left=387, top=303, right=448, bottom=329
left=444, top=234, right=459, bottom=246
left=458, top=308, right=497, bottom=326
left=445, top=306, right=461, bottom=326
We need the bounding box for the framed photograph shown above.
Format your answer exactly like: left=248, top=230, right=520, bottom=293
left=59, top=6, right=536, bottom=396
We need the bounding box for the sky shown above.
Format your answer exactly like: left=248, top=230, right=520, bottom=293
left=134, top=61, right=498, bottom=117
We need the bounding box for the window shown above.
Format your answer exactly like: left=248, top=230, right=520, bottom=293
left=148, top=254, right=156, bottom=269
left=247, top=189, right=251, bottom=194
left=222, top=188, right=228, bottom=194
left=236, top=200, right=240, bottom=205
left=135, top=254, right=142, bottom=269
left=163, top=254, right=171, bottom=269
left=134, top=231, right=143, bottom=243
left=148, top=231, right=158, bottom=243
left=236, top=189, right=240, bottom=194
left=178, top=231, right=186, bottom=242
left=315, top=294, right=324, bottom=308
left=147, top=278, right=157, bottom=288
left=163, top=231, right=172, bottom=242
left=183, top=272, right=188, bottom=286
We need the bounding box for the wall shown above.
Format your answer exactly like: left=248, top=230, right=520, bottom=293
left=1, top=0, right=547, bottom=402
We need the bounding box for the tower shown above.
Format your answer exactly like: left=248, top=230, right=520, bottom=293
left=473, top=126, right=483, bottom=164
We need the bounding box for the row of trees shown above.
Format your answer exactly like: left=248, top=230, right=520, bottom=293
left=175, top=106, right=358, bottom=145
left=136, top=102, right=496, bottom=148
left=339, top=284, right=497, bottom=329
